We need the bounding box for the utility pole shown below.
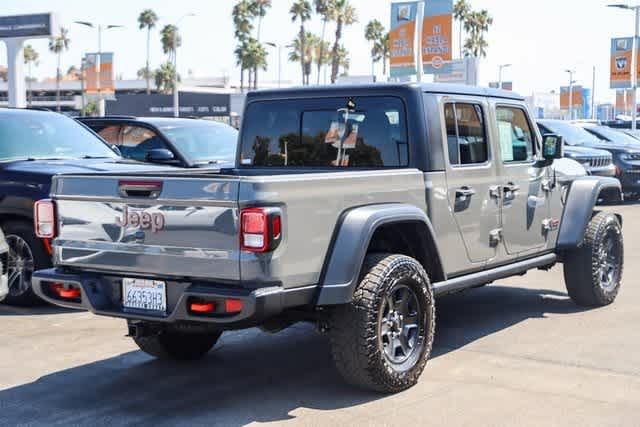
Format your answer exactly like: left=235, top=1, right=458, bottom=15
left=565, top=69, right=576, bottom=120
left=171, top=13, right=195, bottom=118
left=415, top=1, right=425, bottom=83
left=592, top=65, right=596, bottom=120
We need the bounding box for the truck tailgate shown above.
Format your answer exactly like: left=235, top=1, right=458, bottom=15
left=51, top=174, right=240, bottom=281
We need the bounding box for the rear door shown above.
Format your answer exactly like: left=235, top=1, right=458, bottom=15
left=442, top=97, right=500, bottom=265
left=493, top=103, right=549, bottom=255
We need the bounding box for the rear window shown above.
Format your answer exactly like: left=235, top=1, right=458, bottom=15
left=239, top=97, right=409, bottom=167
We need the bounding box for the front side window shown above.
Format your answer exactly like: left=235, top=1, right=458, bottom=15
left=159, top=123, right=238, bottom=165
left=239, top=97, right=409, bottom=168
left=119, top=126, right=167, bottom=161
left=444, top=103, right=488, bottom=165
left=96, top=125, right=122, bottom=146
left=496, top=107, right=535, bottom=163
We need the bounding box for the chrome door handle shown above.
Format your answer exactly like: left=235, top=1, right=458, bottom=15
left=455, top=187, right=476, bottom=198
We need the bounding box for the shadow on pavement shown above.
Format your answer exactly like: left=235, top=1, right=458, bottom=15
left=0, top=284, right=590, bottom=426
left=0, top=304, right=79, bottom=316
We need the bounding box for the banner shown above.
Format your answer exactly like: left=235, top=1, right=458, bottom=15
left=390, top=2, right=418, bottom=78
left=422, top=0, right=453, bottom=75
left=560, top=86, right=583, bottom=110
left=610, top=37, right=634, bottom=89
left=84, top=52, right=115, bottom=96
left=616, top=89, right=634, bottom=115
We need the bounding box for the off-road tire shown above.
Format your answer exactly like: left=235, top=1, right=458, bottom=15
left=327, top=253, right=435, bottom=393
left=563, top=212, right=623, bottom=307
left=2, top=220, right=50, bottom=306
left=133, top=330, right=222, bottom=361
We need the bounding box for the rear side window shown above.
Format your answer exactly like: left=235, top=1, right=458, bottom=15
left=496, top=107, right=535, bottom=163
left=444, top=103, right=488, bottom=165
left=239, top=97, right=408, bottom=167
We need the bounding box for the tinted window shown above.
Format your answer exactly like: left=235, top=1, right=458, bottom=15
left=96, top=125, right=122, bottom=145
left=444, top=103, right=488, bottom=165
left=0, top=113, right=118, bottom=161
left=496, top=107, right=535, bottom=163
left=159, top=122, right=238, bottom=165
left=239, top=97, right=408, bottom=167
left=120, top=126, right=167, bottom=161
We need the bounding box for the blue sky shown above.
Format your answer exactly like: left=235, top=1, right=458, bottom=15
left=0, top=0, right=633, bottom=102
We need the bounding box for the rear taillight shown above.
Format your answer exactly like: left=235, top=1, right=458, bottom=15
left=240, top=208, right=282, bottom=253
left=34, top=199, right=57, bottom=238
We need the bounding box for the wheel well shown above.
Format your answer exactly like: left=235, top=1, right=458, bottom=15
left=367, top=221, right=445, bottom=283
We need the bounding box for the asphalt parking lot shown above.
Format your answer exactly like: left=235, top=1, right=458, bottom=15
left=1, top=203, right=639, bottom=427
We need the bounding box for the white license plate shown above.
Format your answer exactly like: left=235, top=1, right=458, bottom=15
left=122, top=278, right=167, bottom=312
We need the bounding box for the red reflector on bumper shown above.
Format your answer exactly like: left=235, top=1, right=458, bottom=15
left=224, top=299, right=243, bottom=313
left=190, top=302, right=215, bottom=313
left=59, top=288, right=81, bottom=299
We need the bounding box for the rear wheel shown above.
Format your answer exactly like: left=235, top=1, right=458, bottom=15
left=563, top=212, right=623, bottom=307
left=2, top=221, right=50, bottom=306
left=327, top=253, right=435, bottom=393
left=133, top=330, right=222, bottom=361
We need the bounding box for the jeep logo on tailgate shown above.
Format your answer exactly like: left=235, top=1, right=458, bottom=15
left=116, top=206, right=165, bottom=233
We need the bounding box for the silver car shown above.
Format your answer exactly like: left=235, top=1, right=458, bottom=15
left=0, top=227, right=9, bottom=301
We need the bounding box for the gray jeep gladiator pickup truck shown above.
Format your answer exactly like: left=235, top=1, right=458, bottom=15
left=32, top=83, right=624, bottom=393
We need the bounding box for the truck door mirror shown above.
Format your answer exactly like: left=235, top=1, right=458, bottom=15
left=146, top=148, right=176, bottom=164
left=542, top=134, right=564, bottom=161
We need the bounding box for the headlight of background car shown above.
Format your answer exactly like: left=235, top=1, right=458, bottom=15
left=620, top=152, right=640, bottom=161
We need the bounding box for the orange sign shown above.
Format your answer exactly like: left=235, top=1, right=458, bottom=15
left=84, top=52, right=114, bottom=96
left=560, top=86, right=583, bottom=110
left=389, top=2, right=418, bottom=78
left=422, top=13, right=452, bottom=73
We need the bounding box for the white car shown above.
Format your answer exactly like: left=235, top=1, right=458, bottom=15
left=0, top=227, right=8, bottom=301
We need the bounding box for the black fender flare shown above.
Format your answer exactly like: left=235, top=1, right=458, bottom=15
left=556, top=176, right=622, bottom=250
left=316, top=203, right=445, bottom=306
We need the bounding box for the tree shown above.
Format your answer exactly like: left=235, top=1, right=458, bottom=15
left=250, top=0, right=271, bottom=41
left=314, top=0, right=332, bottom=84
left=137, top=67, right=153, bottom=80
left=138, top=9, right=158, bottom=95
left=313, top=38, right=331, bottom=84
left=48, top=27, right=70, bottom=112
left=328, top=0, right=357, bottom=84
left=160, top=24, right=181, bottom=63
left=453, top=0, right=471, bottom=59
left=463, top=10, right=493, bottom=58
left=336, top=44, right=350, bottom=76
left=154, top=61, right=180, bottom=94
left=23, top=44, right=39, bottom=106
left=289, top=31, right=320, bottom=85
left=233, top=0, right=255, bottom=92
left=245, top=37, right=269, bottom=89
left=290, top=0, right=312, bottom=85
left=249, top=0, right=271, bottom=89
left=364, top=19, right=385, bottom=77
left=81, top=100, right=99, bottom=116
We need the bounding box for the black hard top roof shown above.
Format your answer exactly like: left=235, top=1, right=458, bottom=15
left=246, top=82, right=524, bottom=101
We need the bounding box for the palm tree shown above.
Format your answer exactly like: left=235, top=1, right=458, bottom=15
left=290, top=0, right=312, bottom=85
left=138, top=9, right=158, bottom=95
left=314, top=0, right=333, bottom=84
left=364, top=19, right=384, bottom=77
left=233, top=0, right=254, bottom=92
left=463, top=10, right=493, bottom=58
left=453, top=0, right=471, bottom=59
left=245, top=37, right=268, bottom=89
left=48, top=27, right=70, bottom=112
left=313, top=38, right=331, bottom=84
left=289, top=31, right=319, bottom=85
left=249, top=0, right=271, bottom=89
left=328, top=0, right=357, bottom=84
left=378, top=33, right=390, bottom=77
left=336, top=45, right=350, bottom=76
left=23, top=44, right=39, bottom=106
left=160, top=25, right=181, bottom=63
left=155, top=61, right=179, bottom=94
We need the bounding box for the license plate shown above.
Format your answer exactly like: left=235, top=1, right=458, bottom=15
left=122, top=278, right=167, bottom=312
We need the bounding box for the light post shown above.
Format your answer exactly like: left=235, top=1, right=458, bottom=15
left=265, top=42, right=282, bottom=88
left=608, top=3, right=640, bottom=129
left=498, top=63, right=511, bottom=89
left=74, top=21, right=123, bottom=116
left=169, top=13, right=195, bottom=117
left=565, top=69, right=576, bottom=120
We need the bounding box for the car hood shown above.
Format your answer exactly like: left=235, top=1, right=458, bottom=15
left=564, top=145, right=611, bottom=158
left=585, top=141, right=640, bottom=153
left=1, top=158, right=178, bottom=176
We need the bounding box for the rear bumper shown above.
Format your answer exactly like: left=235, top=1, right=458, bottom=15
left=32, top=268, right=316, bottom=329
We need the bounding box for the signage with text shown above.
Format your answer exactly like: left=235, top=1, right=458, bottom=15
left=610, top=37, right=635, bottom=89
left=422, top=0, right=453, bottom=75
left=390, top=2, right=418, bottom=78
left=560, top=86, right=583, bottom=110
left=84, top=52, right=115, bottom=96
left=0, top=13, right=55, bottom=39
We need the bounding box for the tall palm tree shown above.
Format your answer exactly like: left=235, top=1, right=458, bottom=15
left=245, top=37, right=268, bottom=89
left=289, top=31, right=320, bottom=85
left=463, top=10, right=493, bottom=58
left=336, top=45, right=350, bottom=76
left=290, top=0, right=312, bottom=85
left=138, top=9, right=158, bottom=95
left=233, top=0, right=254, bottom=92
left=160, top=25, right=181, bottom=63
left=364, top=19, right=384, bottom=77
left=249, top=0, right=271, bottom=89
left=328, top=0, right=357, bottom=84
left=250, top=0, right=271, bottom=41
left=453, top=0, right=471, bottom=59
left=48, top=27, right=70, bottom=112
left=23, top=44, right=39, bottom=106
left=155, top=61, right=179, bottom=94
left=313, top=38, right=331, bottom=84
left=314, top=0, right=333, bottom=84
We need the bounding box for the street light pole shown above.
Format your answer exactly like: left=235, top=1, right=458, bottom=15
left=608, top=3, right=640, bottom=129
left=266, top=42, right=282, bottom=87
left=498, top=64, right=511, bottom=89
left=565, top=69, right=576, bottom=120
left=171, top=13, right=195, bottom=118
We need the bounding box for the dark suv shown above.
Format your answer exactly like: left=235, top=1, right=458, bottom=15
left=77, top=117, right=238, bottom=167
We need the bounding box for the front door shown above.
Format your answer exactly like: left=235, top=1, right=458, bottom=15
left=493, top=104, right=549, bottom=255
left=443, top=100, right=500, bottom=265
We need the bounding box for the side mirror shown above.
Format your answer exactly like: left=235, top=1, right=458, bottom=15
left=542, top=134, right=564, bottom=161
left=110, top=145, right=122, bottom=157
left=146, top=148, right=176, bottom=164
